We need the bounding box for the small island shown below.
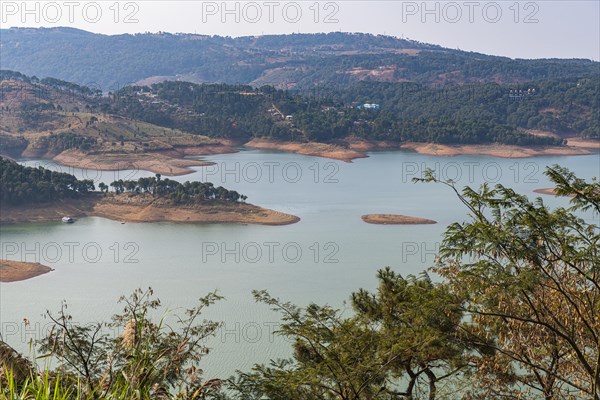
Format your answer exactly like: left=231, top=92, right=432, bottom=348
left=362, top=214, right=437, bottom=225
left=0, top=260, right=54, bottom=282
left=534, top=188, right=560, bottom=196
left=533, top=188, right=580, bottom=198
left=0, top=157, right=299, bottom=226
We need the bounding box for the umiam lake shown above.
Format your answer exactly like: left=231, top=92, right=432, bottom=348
left=1, top=150, right=599, bottom=378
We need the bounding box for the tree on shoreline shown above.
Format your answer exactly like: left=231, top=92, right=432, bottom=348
left=108, top=174, right=245, bottom=204
left=417, top=165, right=600, bottom=399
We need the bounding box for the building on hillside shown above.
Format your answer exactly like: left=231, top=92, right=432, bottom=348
left=358, top=103, right=380, bottom=110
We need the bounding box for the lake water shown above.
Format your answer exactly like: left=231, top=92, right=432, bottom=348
left=1, top=149, right=599, bottom=378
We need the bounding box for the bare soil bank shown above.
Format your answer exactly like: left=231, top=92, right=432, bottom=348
left=534, top=188, right=559, bottom=196
left=533, top=188, right=580, bottom=198
left=399, top=142, right=598, bottom=158
left=12, top=138, right=600, bottom=175
left=53, top=149, right=215, bottom=176
left=0, top=260, right=54, bottom=282
left=0, top=194, right=300, bottom=226
left=244, top=138, right=368, bottom=162
left=246, top=138, right=600, bottom=162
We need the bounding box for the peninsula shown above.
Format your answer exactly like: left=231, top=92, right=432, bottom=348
left=0, top=260, right=54, bottom=282
left=0, top=158, right=299, bottom=226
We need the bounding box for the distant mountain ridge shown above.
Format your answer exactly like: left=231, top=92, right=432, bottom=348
left=1, top=27, right=597, bottom=91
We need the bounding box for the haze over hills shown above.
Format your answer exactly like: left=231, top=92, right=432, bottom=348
left=1, top=27, right=598, bottom=91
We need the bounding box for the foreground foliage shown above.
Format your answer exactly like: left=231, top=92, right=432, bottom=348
left=227, top=274, right=472, bottom=399
left=226, top=166, right=599, bottom=399
left=1, top=166, right=598, bottom=399
left=1, top=288, right=224, bottom=399
left=427, top=166, right=600, bottom=399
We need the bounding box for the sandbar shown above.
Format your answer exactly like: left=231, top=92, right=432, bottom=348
left=362, top=214, right=437, bottom=225
left=0, top=260, right=54, bottom=282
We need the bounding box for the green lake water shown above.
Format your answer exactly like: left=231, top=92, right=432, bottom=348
left=1, top=149, right=598, bottom=378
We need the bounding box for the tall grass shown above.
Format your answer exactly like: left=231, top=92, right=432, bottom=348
left=1, top=288, right=225, bottom=400
left=1, top=368, right=153, bottom=400
left=1, top=368, right=73, bottom=400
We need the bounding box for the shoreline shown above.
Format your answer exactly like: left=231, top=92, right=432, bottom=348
left=244, top=138, right=367, bottom=162
left=52, top=149, right=217, bottom=176
left=362, top=214, right=437, bottom=225
left=533, top=188, right=578, bottom=198
left=7, top=138, right=599, bottom=176
left=398, top=141, right=599, bottom=158
left=246, top=138, right=600, bottom=161
left=0, top=260, right=54, bottom=282
left=0, top=194, right=300, bottom=226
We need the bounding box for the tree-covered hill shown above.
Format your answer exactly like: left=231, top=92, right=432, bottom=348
left=1, top=27, right=597, bottom=91
left=2, top=71, right=598, bottom=151
left=324, top=77, right=600, bottom=139
left=107, top=77, right=598, bottom=143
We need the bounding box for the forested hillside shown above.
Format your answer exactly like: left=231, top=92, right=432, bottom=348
left=2, top=71, right=598, bottom=152
left=0, top=71, right=224, bottom=160
left=107, top=78, right=597, bottom=143
left=325, top=77, right=600, bottom=139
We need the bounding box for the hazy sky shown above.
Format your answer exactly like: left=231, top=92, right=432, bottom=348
left=1, top=1, right=599, bottom=60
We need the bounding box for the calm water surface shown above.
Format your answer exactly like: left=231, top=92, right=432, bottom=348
left=1, top=150, right=599, bottom=377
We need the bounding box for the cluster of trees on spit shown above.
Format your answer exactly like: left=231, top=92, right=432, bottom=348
left=102, top=174, right=247, bottom=204
left=0, top=158, right=246, bottom=205
left=0, top=157, right=94, bottom=204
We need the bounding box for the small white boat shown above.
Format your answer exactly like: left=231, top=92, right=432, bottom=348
left=62, top=216, right=74, bottom=223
